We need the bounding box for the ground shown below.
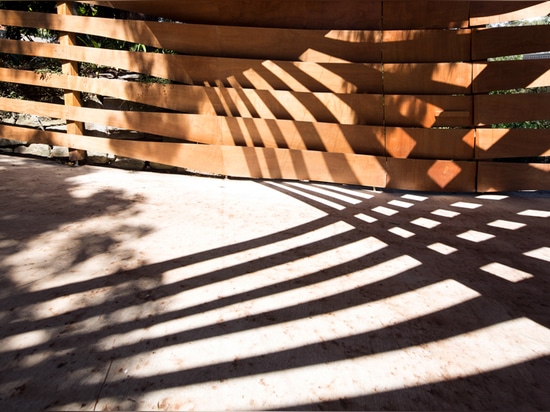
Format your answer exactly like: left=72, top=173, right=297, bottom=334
left=0, top=154, right=549, bottom=411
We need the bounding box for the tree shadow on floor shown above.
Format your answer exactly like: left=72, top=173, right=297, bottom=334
left=1, top=158, right=549, bottom=410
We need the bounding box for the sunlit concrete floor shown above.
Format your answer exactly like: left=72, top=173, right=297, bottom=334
left=1, top=154, right=549, bottom=411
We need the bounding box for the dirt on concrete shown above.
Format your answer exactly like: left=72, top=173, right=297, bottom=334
left=1, top=154, right=549, bottom=411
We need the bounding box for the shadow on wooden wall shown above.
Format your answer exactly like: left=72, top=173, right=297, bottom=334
left=0, top=1, right=548, bottom=191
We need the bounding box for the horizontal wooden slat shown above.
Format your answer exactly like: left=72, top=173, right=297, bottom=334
left=385, top=95, right=472, bottom=127
left=0, top=68, right=384, bottom=124
left=0, top=10, right=383, bottom=63
left=383, top=1, right=471, bottom=29
left=477, top=162, right=550, bottom=192
left=0, top=124, right=388, bottom=187
left=470, top=1, right=550, bottom=27
left=382, top=29, right=471, bottom=63
left=0, top=67, right=217, bottom=115
left=384, top=63, right=472, bottom=94
left=386, top=158, right=477, bottom=192
left=473, top=60, right=550, bottom=93
left=1, top=90, right=473, bottom=133
left=0, top=97, right=387, bottom=154
left=386, top=128, right=475, bottom=159
left=0, top=39, right=383, bottom=93
left=474, top=93, right=550, bottom=125
left=472, top=25, right=550, bottom=61
left=85, top=0, right=383, bottom=30
left=475, top=128, right=550, bottom=159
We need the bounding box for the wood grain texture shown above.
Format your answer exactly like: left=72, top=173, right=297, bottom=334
left=384, top=63, right=472, bottom=94
left=386, top=158, right=477, bottom=192
left=477, top=162, right=550, bottom=192
left=382, top=29, right=471, bottom=63
left=472, top=25, right=550, bottom=61
left=386, top=128, right=475, bottom=159
left=473, top=60, right=550, bottom=93
left=385, top=95, right=472, bottom=128
left=475, top=128, right=550, bottom=159
left=474, top=93, right=550, bottom=126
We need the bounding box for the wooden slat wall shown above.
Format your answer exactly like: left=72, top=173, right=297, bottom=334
left=0, top=1, right=548, bottom=192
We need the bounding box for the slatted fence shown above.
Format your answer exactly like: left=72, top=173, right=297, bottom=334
left=0, top=1, right=549, bottom=191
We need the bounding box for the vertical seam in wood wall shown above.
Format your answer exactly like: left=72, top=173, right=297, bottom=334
left=380, top=1, right=388, bottom=187
left=469, top=1, right=479, bottom=192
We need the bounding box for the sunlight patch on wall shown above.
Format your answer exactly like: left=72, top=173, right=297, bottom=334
left=428, top=160, right=462, bottom=189
left=299, top=48, right=351, bottom=63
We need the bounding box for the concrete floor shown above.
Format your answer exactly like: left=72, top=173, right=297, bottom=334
left=0, top=154, right=549, bottom=411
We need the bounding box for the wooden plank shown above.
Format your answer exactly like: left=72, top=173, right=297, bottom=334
left=386, top=158, right=477, bottom=192
left=384, top=63, right=472, bottom=94
left=0, top=67, right=384, bottom=124
left=383, top=1, right=470, bottom=29
left=0, top=39, right=382, bottom=93
left=474, top=93, right=550, bottom=126
left=0, top=9, right=383, bottom=63
left=220, top=146, right=387, bottom=186
left=473, top=60, right=550, bottom=93
left=85, top=0, right=383, bottom=30
left=470, top=1, right=550, bottom=27
left=382, top=29, right=471, bottom=63
left=385, top=95, right=472, bottom=128
left=473, top=25, right=550, bottom=61
left=0, top=124, right=227, bottom=176
left=0, top=124, right=388, bottom=187
left=0, top=67, right=218, bottom=115
left=475, top=128, right=550, bottom=159
left=0, top=96, right=386, bottom=154
left=57, top=1, right=86, bottom=163
left=477, top=162, right=550, bottom=192
left=385, top=128, right=475, bottom=160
